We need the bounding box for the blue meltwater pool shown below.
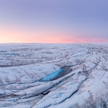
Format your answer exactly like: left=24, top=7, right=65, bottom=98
left=41, top=68, right=63, bottom=81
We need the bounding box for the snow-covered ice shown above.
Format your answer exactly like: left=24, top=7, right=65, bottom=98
left=0, top=43, right=108, bottom=108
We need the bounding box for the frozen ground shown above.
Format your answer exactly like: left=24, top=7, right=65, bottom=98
left=0, top=43, right=108, bottom=108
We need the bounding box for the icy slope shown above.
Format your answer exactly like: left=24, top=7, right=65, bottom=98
left=0, top=43, right=108, bottom=108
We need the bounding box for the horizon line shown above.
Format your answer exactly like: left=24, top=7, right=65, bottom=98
left=0, top=42, right=108, bottom=44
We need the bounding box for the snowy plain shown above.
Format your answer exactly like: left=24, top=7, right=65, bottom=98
left=0, top=43, right=108, bottom=108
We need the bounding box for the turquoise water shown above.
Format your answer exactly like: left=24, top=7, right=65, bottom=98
left=41, top=68, right=63, bottom=81
left=0, top=53, right=18, bottom=55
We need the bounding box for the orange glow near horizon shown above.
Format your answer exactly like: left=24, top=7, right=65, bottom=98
left=0, top=26, right=108, bottom=43
left=0, top=26, right=78, bottom=43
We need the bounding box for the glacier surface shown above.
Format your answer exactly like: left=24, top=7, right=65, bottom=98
left=0, top=43, right=108, bottom=108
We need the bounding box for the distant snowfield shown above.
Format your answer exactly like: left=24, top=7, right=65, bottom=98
left=0, top=43, right=108, bottom=108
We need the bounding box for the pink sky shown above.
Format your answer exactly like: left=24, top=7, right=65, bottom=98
left=0, top=26, right=108, bottom=43
left=0, top=0, right=108, bottom=43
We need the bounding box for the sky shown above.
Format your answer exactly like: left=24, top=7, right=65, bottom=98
left=0, top=0, right=108, bottom=43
